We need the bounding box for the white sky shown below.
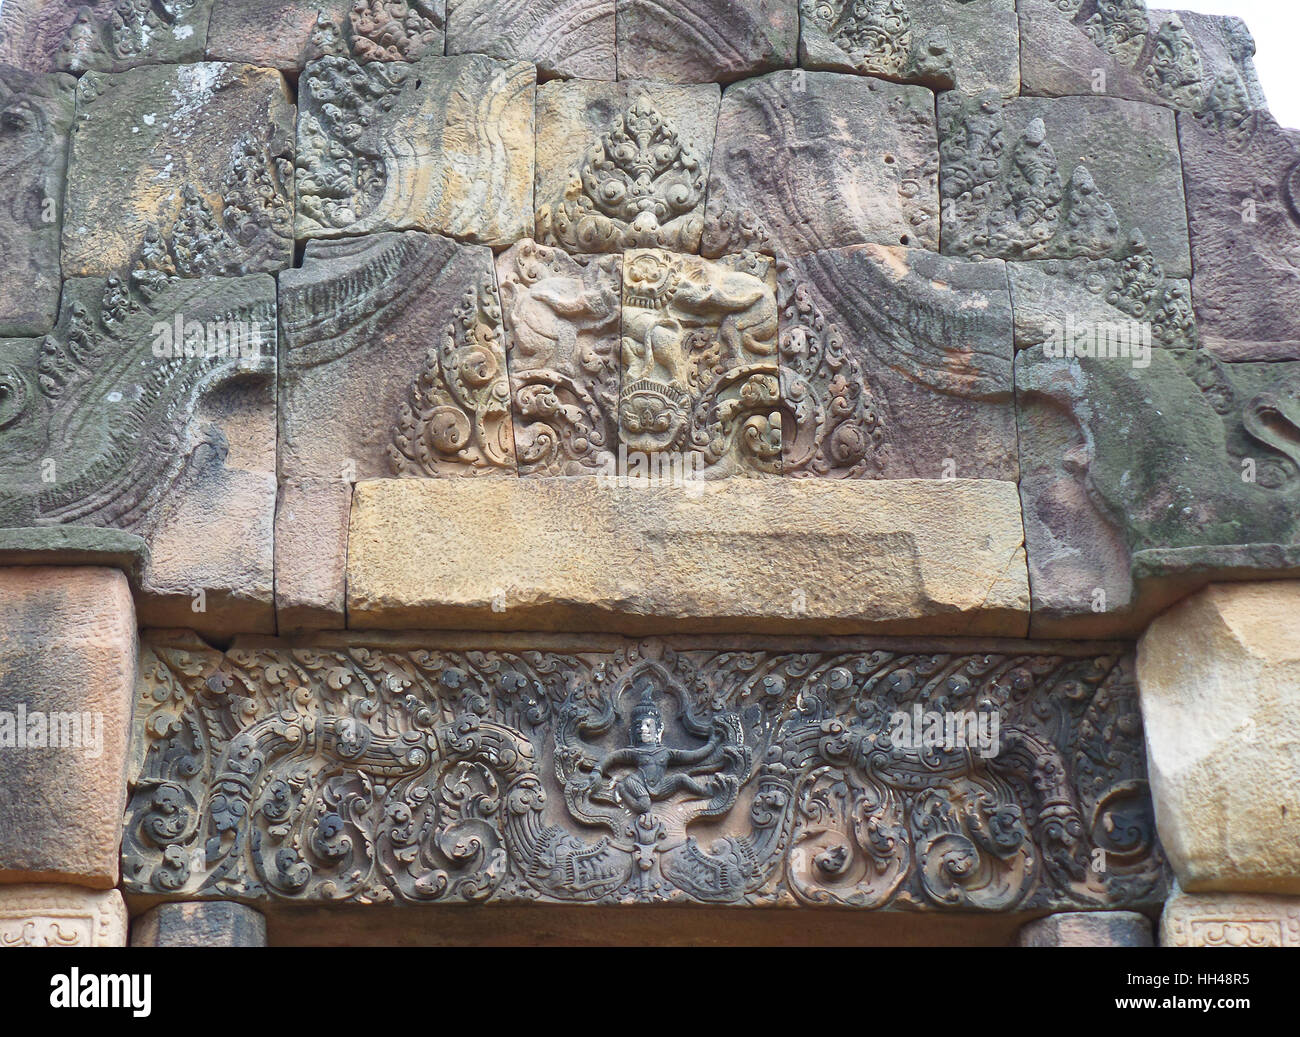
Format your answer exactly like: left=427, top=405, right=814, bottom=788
left=0, top=0, right=1294, bottom=124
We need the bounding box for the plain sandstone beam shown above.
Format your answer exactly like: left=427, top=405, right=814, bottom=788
left=1019, top=912, right=1154, bottom=947
left=345, top=477, right=1030, bottom=636
left=1137, top=582, right=1300, bottom=894
left=131, top=902, right=268, bottom=948
left=0, top=567, right=136, bottom=889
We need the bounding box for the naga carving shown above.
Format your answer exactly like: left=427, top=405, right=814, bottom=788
left=538, top=97, right=708, bottom=255
left=123, top=635, right=1168, bottom=910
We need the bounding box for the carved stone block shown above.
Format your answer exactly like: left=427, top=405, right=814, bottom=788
left=0, top=568, right=135, bottom=888
left=295, top=53, right=535, bottom=247
left=619, top=249, right=781, bottom=479
left=278, top=232, right=511, bottom=626
left=800, top=0, right=1020, bottom=96
left=1161, top=887, right=1300, bottom=947
left=1138, top=583, right=1300, bottom=894
left=279, top=231, right=512, bottom=484
left=1018, top=0, right=1267, bottom=119
left=1014, top=254, right=1300, bottom=635
left=1178, top=110, right=1300, bottom=360
left=498, top=241, right=622, bottom=477
left=616, top=0, right=797, bottom=83
left=0, top=274, right=278, bottom=636
left=62, top=61, right=295, bottom=280
left=0, top=0, right=211, bottom=74
left=779, top=246, right=1017, bottom=481
left=0, top=67, right=73, bottom=337
left=939, top=92, right=1190, bottom=277
left=345, top=477, right=1030, bottom=635
left=447, top=0, right=615, bottom=80
left=703, top=71, right=938, bottom=259
left=122, top=631, right=1166, bottom=911
left=208, top=0, right=446, bottom=70
left=535, top=79, right=720, bottom=256
left=0, top=886, right=127, bottom=947
left=275, top=478, right=351, bottom=633
left=1019, top=911, right=1154, bottom=947
left=131, top=900, right=267, bottom=947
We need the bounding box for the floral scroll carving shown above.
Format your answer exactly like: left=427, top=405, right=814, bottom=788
left=123, top=635, right=1168, bottom=911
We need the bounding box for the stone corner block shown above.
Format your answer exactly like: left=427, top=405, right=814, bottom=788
left=1137, top=582, right=1300, bottom=895
left=1019, top=911, right=1154, bottom=947
left=0, top=885, right=127, bottom=947
left=1161, top=886, right=1300, bottom=947
left=131, top=900, right=267, bottom=947
left=345, top=477, right=1030, bottom=636
left=0, top=567, right=136, bottom=889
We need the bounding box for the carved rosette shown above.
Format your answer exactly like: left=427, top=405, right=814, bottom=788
left=538, top=97, right=708, bottom=255
left=123, top=635, right=1168, bottom=910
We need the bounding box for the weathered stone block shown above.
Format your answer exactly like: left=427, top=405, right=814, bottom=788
left=535, top=79, right=719, bottom=255
left=939, top=92, right=1190, bottom=277
left=498, top=241, right=621, bottom=477
left=1161, top=887, right=1300, bottom=947
left=704, top=71, right=938, bottom=258
left=0, top=0, right=211, bottom=74
left=616, top=0, right=797, bottom=83
left=0, top=274, right=278, bottom=636
left=1018, top=0, right=1267, bottom=118
left=296, top=53, right=534, bottom=247
left=279, top=231, right=511, bottom=484
left=800, top=0, right=1020, bottom=96
left=62, top=61, right=295, bottom=280
left=779, top=246, right=1016, bottom=481
left=620, top=249, right=781, bottom=478
left=346, top=476, right=1030, bottom=635
left=448, top=0, right=615, bottom=80
left=1019, top=911, right=1154, bottom=947
left=0, top=567, right=134, bottom=888
left=1179, top=110, right=1300, bottom=360
left=1137, top=583, right=1300, bottom=894
left=1014, top=247, right=1300, bottom=636
left=0, top=885, right=126, bottom=946
left=0, top=66, right=74, bottom=337
left=208, top=0, right=446, bottom=70
left=275, top=478, right=351, bottom=632
left=124, top=631, right=1164, bottom=911
left=131, top=901, right=267, bottom=947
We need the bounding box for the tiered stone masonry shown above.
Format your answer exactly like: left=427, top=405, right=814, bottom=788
left=0, top=0, right=1297, bottom=945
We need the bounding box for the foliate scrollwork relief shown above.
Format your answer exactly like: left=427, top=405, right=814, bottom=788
left=123, top=635, right=1168, bottom=911
left=538, top=97, right=708, bottom=255
left=55, top=0, right=204, bottom=73
left=389, top=273, right=517, bottom=477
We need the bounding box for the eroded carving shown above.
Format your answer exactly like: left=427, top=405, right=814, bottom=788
left=123, top=635, right=1168, bottom=910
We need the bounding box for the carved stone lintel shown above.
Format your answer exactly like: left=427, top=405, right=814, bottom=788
left=123, top=632, right=1167, bottom=911
left=0, top=886, right=127, bottom=947
left=1161, top=887, right=1300, bottom=947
